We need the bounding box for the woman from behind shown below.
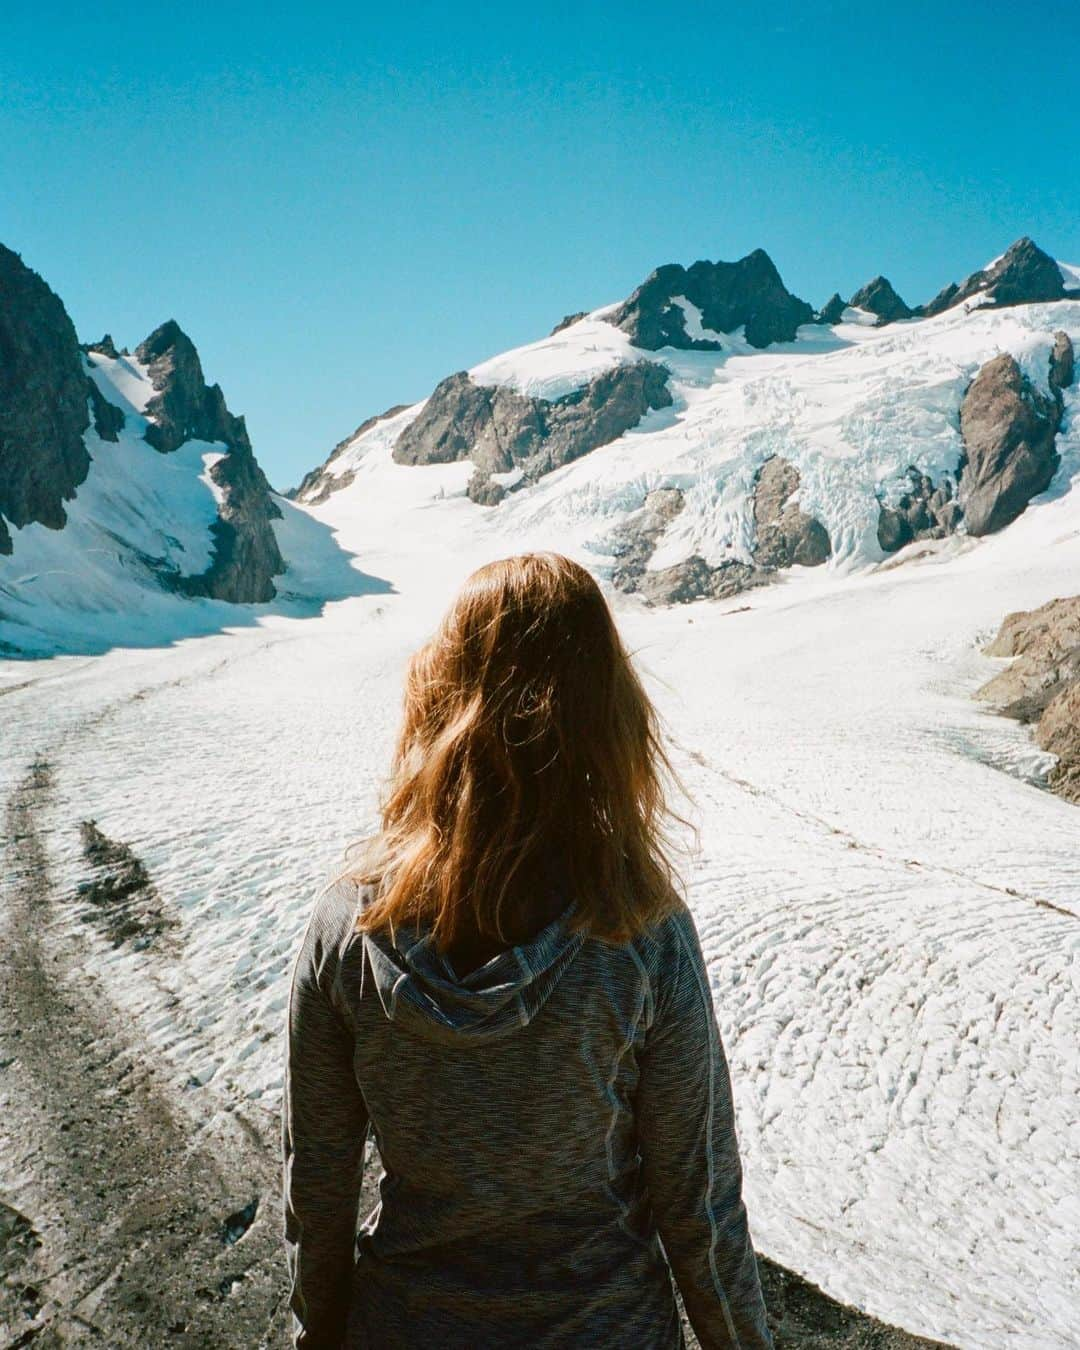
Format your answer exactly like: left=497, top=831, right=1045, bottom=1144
left=283, top=551, right=773, bottom=1349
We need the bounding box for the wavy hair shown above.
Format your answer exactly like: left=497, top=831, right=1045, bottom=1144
left=348, top=552, right=686, bottom=950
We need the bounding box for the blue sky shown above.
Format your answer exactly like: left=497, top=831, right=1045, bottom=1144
left=3, top=1, right=1078, bottom=488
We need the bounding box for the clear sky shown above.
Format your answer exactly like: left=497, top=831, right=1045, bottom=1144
left=3, top=1, right=1078, bottom=489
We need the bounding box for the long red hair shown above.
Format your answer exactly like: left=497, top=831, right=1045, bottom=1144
left=349, top=552, right=685, bottom=949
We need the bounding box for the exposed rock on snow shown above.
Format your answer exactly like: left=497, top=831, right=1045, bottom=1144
left=0, top=244, right=93, bottom=554
left=848, top=276, right=912, bottom=326
left=957, top=352, right=1063, bottom=536
left=876, top=467, right=961, bottom=553
left=131, top=320, right=285, bottom=603
left=751, top=456, right=832, bottom=569
left=609, top=486, right=688, bottom=593
left=291, top=405, right=410, bottom=504
left=393, top=362, right=672, bottom=503
left=978, top=596, right=1080, bottom=803
left=816, top=292, right=847, bottom=325
left=920, top=236, right=1075, bottom=316
left=610, top=249, right=814, bottom=349
left=1048, top=328, right=1075, bottom=394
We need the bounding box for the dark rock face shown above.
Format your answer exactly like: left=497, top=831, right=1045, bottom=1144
left=978, top=597, right=1080, bottom=804
left=293, top=404, right=409, bottom=504
left=610, top=249, right=814, bottom=350
left=751, top=457, right=831, bottom=568
left=393, top=363, right=673, bottom=504
left=85, top=333, right=121, bottom=360
left=133, top=321, right=284, bottom=602
left=957, top=353, right=1062, bottom=536
left=89, top=378, right=125, bottom=442
left=0, top=244, right=93, bottom=555
left=876, top=467, right=961, bottom=553
left=849, top=276, right=912, bottom=325
left=920, top=237, right=1070, bottom=317
left=1049, top=329, right=1075, bottom=395
left=551, top=310, right=587, bottom=335
left=816, top=293, right=847, bottom=325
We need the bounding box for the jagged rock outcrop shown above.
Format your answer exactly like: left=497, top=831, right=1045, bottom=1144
left=0, top=244, right=93, bottom=554
left=640, top=553, right=763, bottom=605
left=292, top=404, right=409, bottom=505
left=609, top=457, right=828, bottom=605
left=920, top=237, right=1075, bottom=317
left=957, top=352, right=1064, bottom=536
left=85, top=334, right=121, bottom=360
left=88, top=380, right=125, bottom=443
left=1049, top=329, right=1075, bottom=394
left=131, top=321, right=284, bottom=602
left=876, top=467, right=961, bottom=552
left=609, top=487, right=687, bottom=593
left=751, top=457, right=831, bottom=568
left=551, top=310, right=587, bottom=335
left=816, top=293, right=847, bottom=325
left=849, top=276, right=912, bottom=325
left=877, top=332, right=1073, bottom=551
left=610, top=249, right=814, bottom=350
left=393, top=363, right=673, bottom=504
left=978, top=597, right=1080, bottom=803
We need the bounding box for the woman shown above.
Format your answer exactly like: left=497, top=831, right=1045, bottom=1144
left=283, top=552, right=773, bottom=1349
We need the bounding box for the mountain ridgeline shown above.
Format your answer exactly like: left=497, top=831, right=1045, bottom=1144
left=1, top=235, right=1078, bottom=631
left=295, top=234, right=1078, bottom=607
left=0, top=243, right=282, bottom=602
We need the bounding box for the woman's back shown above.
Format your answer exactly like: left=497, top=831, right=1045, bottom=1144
left=283, top=876, right=773, bottom=1349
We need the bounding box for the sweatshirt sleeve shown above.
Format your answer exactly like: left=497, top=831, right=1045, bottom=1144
left=636, top=908, right=774, bottom=1350
left=282, top=881, right=370, bottom=1350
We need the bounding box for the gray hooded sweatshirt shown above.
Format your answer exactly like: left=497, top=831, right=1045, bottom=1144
left=282, top=877, right=774, bottom=1349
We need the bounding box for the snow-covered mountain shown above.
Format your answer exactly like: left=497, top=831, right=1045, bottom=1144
left=3, top=234, right=1080, bottom=1348
left=296, top=236, right=1078, bottom=609
left=0, top=245, right=366, bottom=656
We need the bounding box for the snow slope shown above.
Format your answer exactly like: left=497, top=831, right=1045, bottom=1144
left=311, top=291, right=1079, bottom=586
left=0, top=353, right=377, bottom=655
left=4, top=278, right=1080, bottom=1349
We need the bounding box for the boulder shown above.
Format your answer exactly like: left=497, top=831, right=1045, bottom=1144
left=848, top=276, right=912, bottom=325
left=978, top=597, right=1080, bottom=805
left=393, top=363, right=673, bottom=503
left=957, top=353, right=1062, bottom=536
left=920, top=237, right=1068, bottom=316
left=751, top=456, right=831, bottom=568
left=610, top=249, right=813, bottom=350
left=0, top=243, right=93, bottom=553
left=1049, top=330, right=1074, bottom=396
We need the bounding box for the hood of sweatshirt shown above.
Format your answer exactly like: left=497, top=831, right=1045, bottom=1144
left=361, top=897, right=585, bottom=1045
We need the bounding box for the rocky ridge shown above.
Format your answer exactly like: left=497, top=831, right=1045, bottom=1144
left=393, top=362, right=673, bottom=504
left=290, top=405, right=410, bottom=504
left=0, top=243, right=284, bottom=602
left=610, top=248, right=814, bottom=350
left=0, top=244, right=93, bottom=555
left=977, top=596, right=1080, bottom=803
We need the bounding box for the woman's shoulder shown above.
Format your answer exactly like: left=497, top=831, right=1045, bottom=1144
left=306, top=868, right=371, bottom=955
left=629, top=894, right=699, bottom=970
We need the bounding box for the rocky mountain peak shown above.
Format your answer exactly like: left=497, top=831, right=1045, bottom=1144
left=611, top=248, right=814, bottom=350
left=848, top=276, right=912, bottom=325
left=0, top=242, right=93, bottom=554
left=920, top=235, right=1072, bottom=316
